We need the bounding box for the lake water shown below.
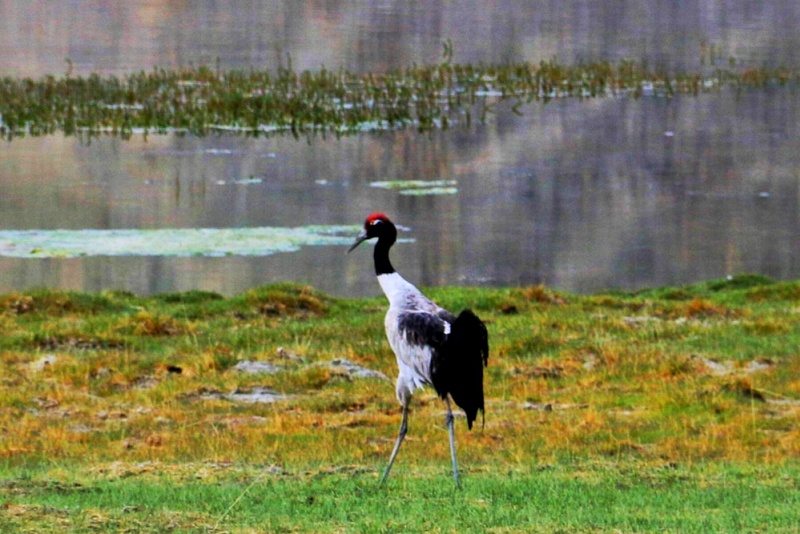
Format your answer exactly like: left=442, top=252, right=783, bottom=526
left=1, top=1, right=799, bottom=297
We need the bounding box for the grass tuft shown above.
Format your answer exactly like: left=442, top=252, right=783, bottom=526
left=241, top=283, right=330, bottom=318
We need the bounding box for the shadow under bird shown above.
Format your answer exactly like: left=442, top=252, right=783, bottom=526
left=348, top=212, right=489, bottom=487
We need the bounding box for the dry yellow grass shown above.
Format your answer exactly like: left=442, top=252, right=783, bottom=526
left=1, top=278, right=799, bottom=473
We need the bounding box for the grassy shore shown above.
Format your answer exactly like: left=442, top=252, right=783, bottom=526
left=1, top=276, right=799, bottom=531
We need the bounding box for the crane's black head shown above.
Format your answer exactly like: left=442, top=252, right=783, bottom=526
left=347, top=212, right=397, bottom=253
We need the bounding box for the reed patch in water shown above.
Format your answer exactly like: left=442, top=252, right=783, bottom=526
left=1, top=59, right=797, bottom=140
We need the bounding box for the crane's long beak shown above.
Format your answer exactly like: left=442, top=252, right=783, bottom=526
left=347, top=229, right=369, bottom=253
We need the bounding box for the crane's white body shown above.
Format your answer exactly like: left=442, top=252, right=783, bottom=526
left=378, top=272, right=452, bottom=404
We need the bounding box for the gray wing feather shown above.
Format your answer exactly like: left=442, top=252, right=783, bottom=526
left=397, top=311, right=451, bottom=349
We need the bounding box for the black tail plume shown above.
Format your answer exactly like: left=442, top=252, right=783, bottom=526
left=431, top=309, right=489, bottom=430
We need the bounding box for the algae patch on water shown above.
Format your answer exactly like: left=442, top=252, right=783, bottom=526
left=370, top=180, right=458, bottom=196
left=0, top=226, right=362, bottom=258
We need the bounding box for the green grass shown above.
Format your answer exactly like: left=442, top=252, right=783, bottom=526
left=2, top=462, right=799, bottom=532
left=1, top=276, right=800, bottom=531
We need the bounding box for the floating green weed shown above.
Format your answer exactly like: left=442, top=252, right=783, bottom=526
left=370, top=179, right=458, bottom=196
left=0, top=226, right=359, bottom=258
left=1, top=59, right=798, bottom=140
left=398, top=186, right=458, bottom=196
left=370, top=179, right=457, bottom=190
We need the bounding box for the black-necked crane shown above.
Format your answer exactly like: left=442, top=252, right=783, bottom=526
left=348, top=212, right=489, bottom=488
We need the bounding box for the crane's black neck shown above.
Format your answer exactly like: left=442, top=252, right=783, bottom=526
left=373, top=227, right=397, bottom=276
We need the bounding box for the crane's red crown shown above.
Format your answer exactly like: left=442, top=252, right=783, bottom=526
left=365, top=212, right=391, bottom=227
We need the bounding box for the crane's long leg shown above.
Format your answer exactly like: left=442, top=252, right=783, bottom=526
left=380, top=403, right=408, bottom=485
left=445, top=398, right=462, bottom=489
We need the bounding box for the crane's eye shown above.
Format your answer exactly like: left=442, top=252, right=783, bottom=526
left=370, top=219, right=383, bottom=226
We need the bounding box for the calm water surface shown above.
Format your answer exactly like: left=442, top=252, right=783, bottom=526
left=1, top=1, right=799, bottom=296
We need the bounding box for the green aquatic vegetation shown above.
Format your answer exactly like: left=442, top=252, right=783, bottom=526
left=398, top=186, right=458, bottom=196
left=370, top=179, right=458, bottom=190
left=0, top=225, right=359, bottom=258
left=216, top=177, right=264, bottom=185
left=0, top=60, right=798, bottom=140
left=370, top=179, right=458, bottom=196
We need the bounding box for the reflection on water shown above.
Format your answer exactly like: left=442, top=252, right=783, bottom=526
left=1, top=1, right=799, bottom=296
left=4, top=1, right=800, bottom=77
left=2, top=88, right=798, bottom=297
